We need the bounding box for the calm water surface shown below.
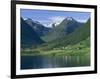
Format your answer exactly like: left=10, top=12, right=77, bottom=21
left=21, top=55, right=90, bottom=69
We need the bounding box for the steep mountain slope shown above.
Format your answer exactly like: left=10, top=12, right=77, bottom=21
left=21, top=18, right=44, bottom=48
left=25, top=18, right=52, bottom=37
left=57, top=17, right=83, bottom=34
left=39, top=18, right=90, bottom=50
left=42, top=17, right=84, bottom=42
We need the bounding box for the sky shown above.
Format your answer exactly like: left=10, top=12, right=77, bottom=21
left=21, top=9, right=90, bottom=27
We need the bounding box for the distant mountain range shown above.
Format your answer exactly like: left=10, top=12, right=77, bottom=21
left=21, top=17, right=89, bottom=48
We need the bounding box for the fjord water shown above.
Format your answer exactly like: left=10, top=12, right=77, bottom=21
left=21, top=55, right=90, bottom=69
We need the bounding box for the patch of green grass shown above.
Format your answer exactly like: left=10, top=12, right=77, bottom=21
left=21, top=43, right=90, bottom=56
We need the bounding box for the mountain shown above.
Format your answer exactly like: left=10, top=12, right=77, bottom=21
left=42, top=17, right=84, bottom=42
left=57, top=17, right=83, bottom=34
left=21, top=18, right=44, bottom=48
left=39, top=18, right=90, bottom=50
left=25, top=18, right=52, bottom=37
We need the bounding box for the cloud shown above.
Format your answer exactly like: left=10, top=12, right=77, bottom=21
left=39, top=16, right=66, bottom=27
left=76, top=19, right=88, bottom=23
left=39, top=20, right=52, bottom=27
left=49, top=16, right=66, bottom=25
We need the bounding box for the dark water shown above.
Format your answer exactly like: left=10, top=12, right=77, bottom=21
left=21, top=56, right=90, bottom=69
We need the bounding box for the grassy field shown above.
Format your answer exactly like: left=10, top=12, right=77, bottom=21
left=21, top=38, right=90, bottom=56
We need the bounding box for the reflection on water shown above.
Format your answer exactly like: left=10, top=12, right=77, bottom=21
left=21, top=55, right=90, bottom=69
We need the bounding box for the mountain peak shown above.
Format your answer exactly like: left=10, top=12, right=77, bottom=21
left=63, top=17, right=74, bottom=21
left=26, top=18, right=33, bottom=22
left=61, top=17, right=76, bottom=24
left=67, top=17, right=73, bottom=21
left=26, top=18, right=42, bottom=25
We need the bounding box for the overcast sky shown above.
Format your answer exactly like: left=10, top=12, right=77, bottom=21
left=21, top=9, right=90, bottom=27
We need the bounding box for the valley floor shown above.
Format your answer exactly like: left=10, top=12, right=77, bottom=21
left=21, top=46, right=90, bottom=56
left=21, top=37, right=90, bottom=56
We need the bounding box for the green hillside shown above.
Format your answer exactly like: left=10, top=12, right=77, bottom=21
left=42, top=17, right=83, bottom=42
left=40, top=19, right=90, bottom=50
left=21, top=37, right=90, bottom=56
left=21, top=19, right=90, bottom=56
